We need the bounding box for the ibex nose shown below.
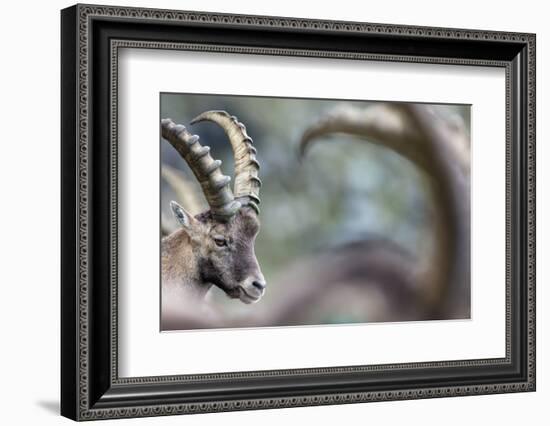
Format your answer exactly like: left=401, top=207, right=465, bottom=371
left=251, top=280, right=267, bottom=291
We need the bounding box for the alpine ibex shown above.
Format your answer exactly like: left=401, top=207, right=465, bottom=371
left=160, top=111, right=266, bottom=327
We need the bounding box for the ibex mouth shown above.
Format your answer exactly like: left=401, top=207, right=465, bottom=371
left=238, top=286, right=264, bottom=304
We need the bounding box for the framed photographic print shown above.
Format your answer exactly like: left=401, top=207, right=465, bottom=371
left=61, top=3, right=536, bottom=421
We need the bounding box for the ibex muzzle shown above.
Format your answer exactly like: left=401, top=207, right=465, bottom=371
left=161, top=111, right=266, bottom=311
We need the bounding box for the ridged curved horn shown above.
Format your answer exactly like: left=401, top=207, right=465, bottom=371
left=300, top=104, right=428, bottom=170
left=161, top=118, right=241, bottom=221
left=191, top=111, right=261, bottom=214
left=161, top=164, right=206, bottom=216
left=299, top=103, right=470, bottom=319
left=299, top=103, right=469, bottom=175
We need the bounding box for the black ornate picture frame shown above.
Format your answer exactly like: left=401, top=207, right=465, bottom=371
left=61, top=3, right=536, bottom=421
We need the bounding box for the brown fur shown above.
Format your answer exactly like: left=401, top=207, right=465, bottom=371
left=161, top=205, right=265, bottom=326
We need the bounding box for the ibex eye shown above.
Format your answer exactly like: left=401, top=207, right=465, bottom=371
left=213, top=236, right=227, bottom=247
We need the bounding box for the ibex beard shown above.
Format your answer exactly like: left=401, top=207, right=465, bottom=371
left=160, top=111, right=265, bottom=329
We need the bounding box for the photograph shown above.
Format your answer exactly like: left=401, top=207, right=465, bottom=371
left=58, top=3, right=536, bottom=421
left=159, top=94, right=471, bottom=331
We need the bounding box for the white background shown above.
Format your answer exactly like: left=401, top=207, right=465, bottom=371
left=0, top=0, right=547, bottom=425
left=119, top=50, right=505, bottom=377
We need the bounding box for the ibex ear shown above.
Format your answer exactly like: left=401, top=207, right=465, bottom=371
left=170, top=201, right=196, bottom=230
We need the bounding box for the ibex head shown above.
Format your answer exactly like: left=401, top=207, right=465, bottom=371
left=161, top=111, right=266, bottom=304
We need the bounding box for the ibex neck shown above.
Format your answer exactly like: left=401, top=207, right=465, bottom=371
left=161, top=229, right=213, bottom=300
